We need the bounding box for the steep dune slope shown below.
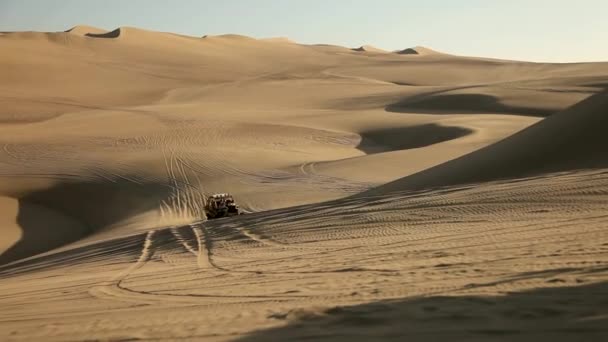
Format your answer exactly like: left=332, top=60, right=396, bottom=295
left=366, top=90, right=608, bottom=194
left=1, top=169, right=607, bottom=341
left=0, top=195, right=87, bottom=265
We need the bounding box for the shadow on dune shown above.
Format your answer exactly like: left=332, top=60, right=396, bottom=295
left=20, top=179, right=171, bottom=229
left=357, top=124, right=473, bottom=154
left=238, top=279, right=608, bottom=341
left=386, top=93, right=555, bottom=117
left=0, top=199, right=88, bottom=265
left=364, top=89, right=608, bottom=194
left=396, top=48, right=420, bottom=55
left=85, top=28, right=121, bottom=38
left=328, top=85, right=558, bottom=116
left=0, top=230, right=150, bottom=276
left=0, top=178, right=177, bottom=266
left=0, top=224, right=200, bottom=277
left=0, top=113, right=65, bottom=124
left=585, top=82, right=608, bottom=90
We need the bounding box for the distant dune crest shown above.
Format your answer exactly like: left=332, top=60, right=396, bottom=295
left=65, top=25, right=107, bottom=36
left=8, top=25, right=448, bottom=56
left=261, top=37, right=296, bottom=44
left=201, top=33, right=256, bottom=41
left=396, top=46, right=442, bottom=55
left=84, top=27, right=122, bottom=39
left=352, top=45, right=387, bottom=53
left=63, top=25, right=445, bottom=55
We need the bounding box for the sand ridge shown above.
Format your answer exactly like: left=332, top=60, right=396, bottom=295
left=396, top=46, right=442, bottom=55
left=352, top=45, right=387, bottom=53
left=367, top=89, right=608, bottom=194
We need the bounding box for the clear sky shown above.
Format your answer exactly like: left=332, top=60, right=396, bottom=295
left=1, top=0, right=607, bottom=62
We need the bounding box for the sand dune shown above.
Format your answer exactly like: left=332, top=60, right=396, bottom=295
left=352, top=45, right=387, bottom=53
left=0, top=195, right=87, bottom=265
left=396, top=46, right=441, bottom=55
left=1, top=169, right=606, bottom=341
left=84, top=27, right=121, bottom=38
left=368, top=90, right=608, bottom=194
left=65, top=25, right=107, bottom=36
left=261, top=36, right=296, bottom=43
left=0, top=25, right=607, bottom=340
left=386, top=92, right=558, bottom=116
left=357, top=123, right=474, bottom=153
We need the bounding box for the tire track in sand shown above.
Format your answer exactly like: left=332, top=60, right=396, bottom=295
left=89, top=230, right=158, bottom=303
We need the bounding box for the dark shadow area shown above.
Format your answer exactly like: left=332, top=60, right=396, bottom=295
left=0, top=230, right=147, bottom=277
left=363, top=90, right=608, bottom=194
left=0, top=112, right=64, bottom=124
left=85, top=28, right=121, bottom=38
left=239, top=280, right=608, bottom=341
left=396, top=48, right=419, bottom=55
left=357, top=124, right=473, bottom=154
left=0, top=226, right=177, bottom=277
left=0, top=199, right=87, bottom=265
left=387, top=93, right=555, bottom=117
left=327, top=85, right=484, bottom=111
left=20, top=179, right=171, bottom=230
left=585, top=82, right=608, bottom=90
left=0, top=177, right=175, bottom=266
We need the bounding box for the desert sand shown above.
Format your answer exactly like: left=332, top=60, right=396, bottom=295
left=0, top=25, right=607, bottom=341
